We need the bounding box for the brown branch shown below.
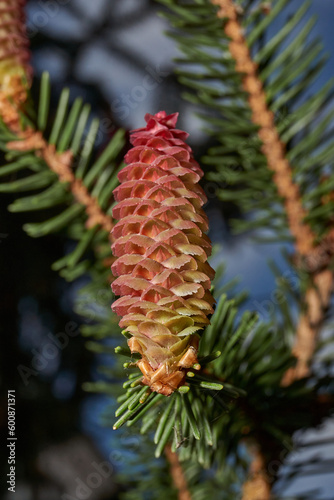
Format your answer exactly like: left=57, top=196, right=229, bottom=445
left=165, top=444, right=192, bottom=500
left=241, top=446, right=271, bottom=500
left=212, top=0, right=315, bottom=255
left=0, top=3, right=114, bottom=239
left=283, top=230, right=334, bottom=383
left=7, top=130, right=114, bottom=238
left=283, top=267, right=333, bottom=384
left=210, top=0, right=334, bottom=497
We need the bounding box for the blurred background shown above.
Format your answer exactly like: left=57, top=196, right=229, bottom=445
left=1, top=1, right=334, bottom=498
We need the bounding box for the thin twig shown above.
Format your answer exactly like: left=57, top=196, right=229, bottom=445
left=283, top=267, right=333, bottom=384
left=241, top=446, right=271, bottom=500
left=211, top=0, right=334, bottom=382
left=165, top=444, right=192, bottom=500
left=212, top=0, right=315, bottom=255
left=7, top=130, right=114, bottom=237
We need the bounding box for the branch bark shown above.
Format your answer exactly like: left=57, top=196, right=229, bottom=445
left=241, top=446, right=271, bottom=500
left=282, top=268, right=333, bottom=384
left=7, top=131, right=114, bottom=237
left=165, top=444, right=192, bottom=500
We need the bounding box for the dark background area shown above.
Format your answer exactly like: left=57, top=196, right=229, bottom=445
left=1, top=1, right=334, bottom=499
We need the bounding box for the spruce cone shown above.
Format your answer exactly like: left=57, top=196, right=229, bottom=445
left=0, top=0, right=31, bottom=129
left=111, top=112, right=215, bottom=396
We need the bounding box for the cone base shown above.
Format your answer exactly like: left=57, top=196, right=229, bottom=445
left=137, top=345, right=198, bottom=396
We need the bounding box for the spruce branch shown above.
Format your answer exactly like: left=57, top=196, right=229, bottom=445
left=0, top=64, right=125, bottom=282
left=0, top=0, right=125, bottom=246
left=282, top=268, right=333, bottom=384
left=209, top=0, right=334, bottom=386
left=191, top=0, right=334, bottom=496
left=7, top=131, right=115, bottom=236
left=211, top=0, right=315, bottom=255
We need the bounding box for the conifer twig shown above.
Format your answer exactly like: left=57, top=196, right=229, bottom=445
left=7, top=131, right=114, bottom=237
left=165, top=444, right=192, bottom=500
left=211, top=0, right=334, bottom=379
left=210, top=0, right=333, bottom=496
left=0, top=1, right=115, bottom=239
left=212, top=0, right=315, bottom=255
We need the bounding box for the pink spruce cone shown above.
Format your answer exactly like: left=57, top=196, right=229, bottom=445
left=111, top=111, right=215, bottom=396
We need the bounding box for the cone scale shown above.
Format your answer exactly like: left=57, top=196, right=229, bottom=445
left=111, top=112, right=215, bottom=396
